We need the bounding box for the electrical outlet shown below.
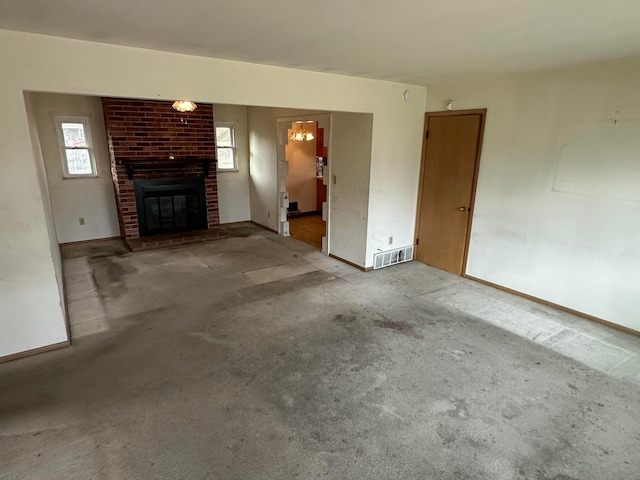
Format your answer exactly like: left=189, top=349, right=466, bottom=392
left=79, top=217, right=85, bottom=226
left=267, top=211, right=271, bottom=218
left=332, top=175, right=337, bottom=185
left=389, top=236, right=393, bottom=245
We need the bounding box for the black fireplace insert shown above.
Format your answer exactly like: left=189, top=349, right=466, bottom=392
left=134, top=177, right=207, bottom=237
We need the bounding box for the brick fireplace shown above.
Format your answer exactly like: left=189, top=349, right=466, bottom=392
left=102, top=98, right=225, bottom=250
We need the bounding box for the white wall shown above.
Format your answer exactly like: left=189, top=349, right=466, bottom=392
left=285, top=122, right=317, bottom=213
left=213, top=104, right=251, bottom=223
left=247, top=107, right=280, bottom=231
left=24, top=93, right=68, bottom=342
left=31, top=93, right=120, bottom=243
left=0, top=29, right=425, bottom=358
left=0, top=94, right=69, bottom=359
left=365, top=91, right=428, bottom=266
left=426, top=56, right=640, bottom=331
left=331, top=113, right=374, bottom=266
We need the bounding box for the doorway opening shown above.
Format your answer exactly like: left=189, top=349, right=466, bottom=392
left=277, top=115, right=330, bottom=253
left=415, top=109, right=486, bottom=275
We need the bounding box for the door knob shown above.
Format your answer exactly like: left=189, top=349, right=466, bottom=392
left=458, top=206, right=468, bottom=211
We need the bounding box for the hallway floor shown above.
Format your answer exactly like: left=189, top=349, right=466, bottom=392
left=288, top=214, right=325, bottom=249
left=1, top=223, right=639, bottom=480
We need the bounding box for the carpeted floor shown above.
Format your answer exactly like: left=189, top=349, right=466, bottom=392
left=1, top=223, right=640, bottom=479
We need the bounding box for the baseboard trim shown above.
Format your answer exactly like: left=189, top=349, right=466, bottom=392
left=250, top=221, right=279, bottom=234
left=61, top=272, right=72, bottom=346
left=59, top=236, right=121, bottom=247
left=329, top=254, right=371, bottom=272
left=0, top=341, right=70, bottom=364
left=219, top=220, right=252, bottom=226
left=465, top=274, right=640, bottom=338
left=288, top=211, right=322, bottom=218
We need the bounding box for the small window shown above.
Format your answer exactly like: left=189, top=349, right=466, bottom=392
left=54, top=115, right=97, bottom=177
left=215, top=123, right=237, bottom=171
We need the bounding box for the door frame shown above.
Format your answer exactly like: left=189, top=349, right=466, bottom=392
left=276, top=113, right=332, bottom=255
left=414, top=109, right=487, bottom=276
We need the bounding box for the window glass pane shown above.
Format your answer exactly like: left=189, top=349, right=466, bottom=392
left=61, top=122, right=88, bottom=147
left=216, top=126, right=233, bottom=147
left=65, top=149, right=93, bottom=175
left=217, top=148, right=235, bottom=170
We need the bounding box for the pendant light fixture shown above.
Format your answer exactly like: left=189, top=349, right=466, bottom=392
left=289, top=121, right=315, bottom=142
left=172, top=100, right=197, bottom=112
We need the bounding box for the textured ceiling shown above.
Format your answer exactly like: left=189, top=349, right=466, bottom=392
left=1, top=0, right=639, bottom=85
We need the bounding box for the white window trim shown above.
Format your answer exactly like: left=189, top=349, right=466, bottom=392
left=215, top=122, right=238, bottom=172
left=54, top=115, right=98, bottom=178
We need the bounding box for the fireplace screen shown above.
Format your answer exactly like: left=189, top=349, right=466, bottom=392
left=134, top=177, right=207, bottom=237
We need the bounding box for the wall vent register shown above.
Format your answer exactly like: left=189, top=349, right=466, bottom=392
left=373, top=246, right=414, bottom=269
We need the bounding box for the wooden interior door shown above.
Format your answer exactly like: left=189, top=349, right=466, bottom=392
left=415, top=112, right=484, bottom=275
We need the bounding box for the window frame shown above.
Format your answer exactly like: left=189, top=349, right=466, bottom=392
left=215, top=122, right=238, bottom=172
left=54, top=115, right=98, bottom=178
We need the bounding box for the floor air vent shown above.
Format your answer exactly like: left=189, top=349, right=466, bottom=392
left=373, top=245, right=414, bottom=270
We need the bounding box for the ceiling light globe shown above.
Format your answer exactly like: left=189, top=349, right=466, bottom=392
left=172, top=100, right=197, bottom=112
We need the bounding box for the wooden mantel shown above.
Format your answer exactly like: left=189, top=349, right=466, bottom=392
left=116, top=157, right=216, bottom=180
